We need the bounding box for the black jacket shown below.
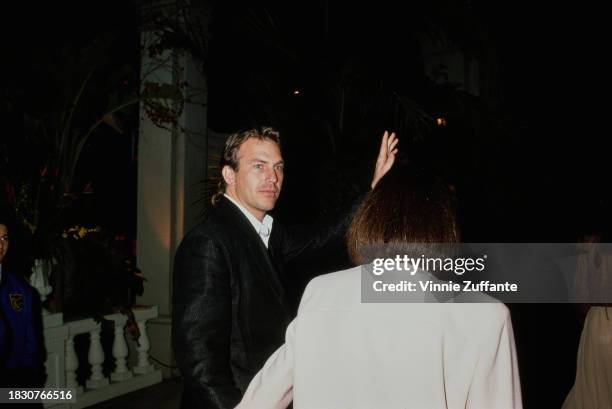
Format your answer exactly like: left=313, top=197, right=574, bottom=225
left=172, top=196, right=351, bottom=408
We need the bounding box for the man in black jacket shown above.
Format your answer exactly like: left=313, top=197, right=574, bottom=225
left=172, top=127, right=397, bottom=408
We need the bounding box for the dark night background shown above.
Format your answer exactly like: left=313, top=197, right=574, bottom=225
left=1, top=1, right=607, bottom=408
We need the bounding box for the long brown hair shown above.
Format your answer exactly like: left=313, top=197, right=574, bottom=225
left=347, top=166, right=458, bottom=264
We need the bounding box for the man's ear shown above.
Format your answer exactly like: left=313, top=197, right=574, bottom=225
left=222, top=165, right=236, bottom=186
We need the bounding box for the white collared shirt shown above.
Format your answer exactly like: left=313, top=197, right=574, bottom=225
left=224, top=194, right=274, bottom=248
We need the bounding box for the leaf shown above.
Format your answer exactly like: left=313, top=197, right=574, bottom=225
left=102, top=113, right=124, bottom=134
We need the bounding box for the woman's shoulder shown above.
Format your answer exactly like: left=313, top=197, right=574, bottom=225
left=445, top=294, right=511, bottom=336
left=299, top=266, right=362, bottom=307
left=307, top=265, right=363, bottom=293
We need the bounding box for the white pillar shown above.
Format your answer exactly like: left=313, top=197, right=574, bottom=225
left=65, top=335, right=83, bottom=393
left=86, top=325, right=109, bottom=389
left=137, top=6, right=208, bottom=379
left=110, top=315, right=133, bottom=382
left=133, top=317, right=155, bottom=375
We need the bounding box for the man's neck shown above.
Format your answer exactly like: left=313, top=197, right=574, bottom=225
left=224, top=192, right=266, bottom=222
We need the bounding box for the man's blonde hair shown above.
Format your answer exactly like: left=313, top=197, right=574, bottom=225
left=212, top=127, right=281, bottom=204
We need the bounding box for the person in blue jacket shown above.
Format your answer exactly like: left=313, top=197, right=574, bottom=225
left=0, top=217, right=43, bottom=388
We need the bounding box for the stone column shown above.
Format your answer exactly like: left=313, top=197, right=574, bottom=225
left=137, top=1, right=208, bottom=378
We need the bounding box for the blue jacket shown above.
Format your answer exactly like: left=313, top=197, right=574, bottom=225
left=0, top=269, right=37, bottom=372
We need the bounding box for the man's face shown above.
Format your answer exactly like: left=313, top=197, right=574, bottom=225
left=223, top=138, right=284, bottom=220
left=0, top=224, right=8, bottom=264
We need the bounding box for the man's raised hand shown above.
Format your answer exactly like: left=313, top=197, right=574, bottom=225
left=371, top=131, right=398, bottom=189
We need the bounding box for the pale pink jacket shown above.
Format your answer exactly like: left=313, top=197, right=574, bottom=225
left=237, top=266, right=522, bottom=409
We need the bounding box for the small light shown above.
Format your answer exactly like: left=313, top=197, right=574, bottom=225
left=293, top=89, right=300, bottom=96
left=435, top=116, right=447, bottom=127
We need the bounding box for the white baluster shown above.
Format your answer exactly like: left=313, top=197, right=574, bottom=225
left=65, top=335, right=83, bottom=394
left=110, top=315, right=133, bottom=382
left=86, top=325, right=109, bottom=388
left=133, top=318, right=155, bottom=375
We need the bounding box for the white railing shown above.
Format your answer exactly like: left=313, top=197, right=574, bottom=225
left=43, top=306, right=162, bottom=409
